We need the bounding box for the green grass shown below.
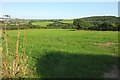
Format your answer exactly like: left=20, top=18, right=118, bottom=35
left=60, top=20, right=73, bottom=24
left=6, top=29, right=118, bottom=78
left=32, top=21, right=53, bottom=27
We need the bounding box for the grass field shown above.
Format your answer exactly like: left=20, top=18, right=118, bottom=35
left=32, top=20, right=73, bottom=27
left=32, top=21, right=53, bottom=27
left=60, top=20, right=73, bottom=24
left=5, top=29, right=118, bottom=78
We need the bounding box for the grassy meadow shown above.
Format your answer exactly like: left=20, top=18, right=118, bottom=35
left=4, top=29, right=118, bottom=78
left=59, top=20, right=73, bottom=24
left=32, top=21, right=54, bottom=27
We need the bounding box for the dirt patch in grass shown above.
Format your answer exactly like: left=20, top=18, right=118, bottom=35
left=103, top=42, right=118, bottom=46
left=103, top=65, right=119, bottom=78
left=94, top=42, right=118, bottom=47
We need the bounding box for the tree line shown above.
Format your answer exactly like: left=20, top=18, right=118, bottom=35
left=2, top=16, right=120, bottom=31
left=73, top=16, right=120, bottom=31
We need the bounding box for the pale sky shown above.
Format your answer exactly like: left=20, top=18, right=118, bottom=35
left=0, top=0, right=119, bottom=2
left=0, top=2, right=118, bottom=19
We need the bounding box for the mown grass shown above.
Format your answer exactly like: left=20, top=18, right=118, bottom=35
left=32, top=21, right=53, bottom=27
left=5, top=29, right=118, bottom=78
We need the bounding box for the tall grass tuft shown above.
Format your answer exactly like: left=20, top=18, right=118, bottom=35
left=1, top=19, right=33, bottom=78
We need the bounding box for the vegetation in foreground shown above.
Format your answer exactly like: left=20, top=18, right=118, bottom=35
left=3, top=29, right=118, bottom=78
left=1, top=28, right=33, bottom=78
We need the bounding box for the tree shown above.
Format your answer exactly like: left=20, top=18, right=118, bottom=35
left=73, top=19, right=91, bottom=30
left=28, top=20, right=33, bottom=28
left=99, top=21, right=116, bottom=31
left=117, top=24, right=120, bottom=31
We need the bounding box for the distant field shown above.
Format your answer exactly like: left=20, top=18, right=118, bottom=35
left=6, top=29, right=118, bottom=78
left=32, top=20, right=73, bottom=27
left=32, top=21, right=53, bottom=27
left=60, top=20, right=73, bottom=24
